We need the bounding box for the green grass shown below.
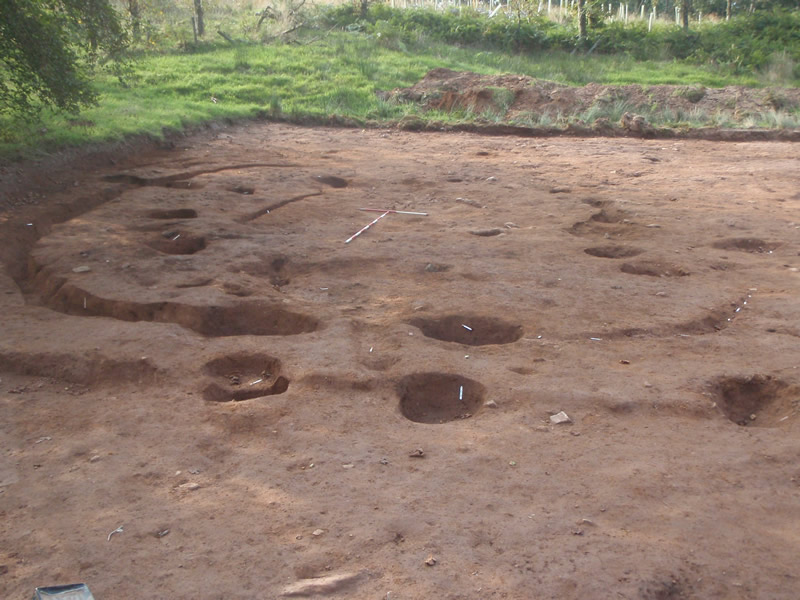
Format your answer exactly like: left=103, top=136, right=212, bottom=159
left=0, top=31, right=769, bottom=160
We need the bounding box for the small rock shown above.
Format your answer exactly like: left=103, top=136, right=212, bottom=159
left=72, top=266, right=91, bottom=273
left=312, top=529, right=325, bottom=537
left=424, top=263, right=449, bottom=273
left=424, top=555, right=437, bottom=566
left=379, top=458, right=389, bottom=465
left=550, top=411, right=572, bottom=425
left=156, top=529, right=170, bottom=538
left=644, top=382, right=653, bottom=388
left=484, top=399, right=498, bottom=409
left=504, top=222, right=519, bottom=229
left=486, top=176, right=497, bottom=182
left=456, top=197, right=484, bottom=208
left=342, top=463, right=354, bottom=469
left=282, top=572, right=363, bottom=597
left=89, top=455, right=101, bottom=463
left=750, top=413, right=757, bottom=421
left=409, top=448, right=425, bottom=458
left=619, top=359, right=631, bottom=365
left=179, top=482, right=201, bottom=491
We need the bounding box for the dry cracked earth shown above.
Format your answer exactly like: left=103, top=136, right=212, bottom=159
left=1, top=123, right=800, bottom=599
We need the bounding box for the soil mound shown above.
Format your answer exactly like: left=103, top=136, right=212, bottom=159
left=386, top=68, right=800, bottom=136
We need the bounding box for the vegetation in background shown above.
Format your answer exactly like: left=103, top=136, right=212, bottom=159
left=325, top=3, right=800, bottom=75
left=0, top=0, right=798, bottom=160
left=0, top=0, right=129, bottom=115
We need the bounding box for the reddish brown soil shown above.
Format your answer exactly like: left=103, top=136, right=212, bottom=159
left=1, top=123, right=800, bottom=599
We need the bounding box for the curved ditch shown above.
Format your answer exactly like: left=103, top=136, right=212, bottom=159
left=397, top=372, right=486, bottom=424
left=712, top=238, right=779, bottom=253
left=408, top=315, right=523, bottom=346
left=31, top=270, right=319, bottom=337
left=146, top=208, right=198, bottom=220
left=590, top=292, right=755, bottom=339
left=584, top=245, right=644, bottom=259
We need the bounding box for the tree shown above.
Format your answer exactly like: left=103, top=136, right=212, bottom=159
left=193, top=0, right=204, bottom=37
left=0, top=0, right=128, bottom=115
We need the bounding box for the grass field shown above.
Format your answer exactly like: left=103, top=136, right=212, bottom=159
left=0, top=15, right=792, bottom=161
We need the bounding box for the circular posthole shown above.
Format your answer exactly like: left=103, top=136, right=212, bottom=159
left=146, top=209, right=198, bottom=219
left=202, top=352, right=288, bottom=402
left=711, top=374, right=796, bottom=427
left=398, top=372, right=485, bottom=424
left=408, top=315, right=523, bottom=346
left=584, top=245, right=643, bottom=259
left=147, top=232, right=206, bottom=255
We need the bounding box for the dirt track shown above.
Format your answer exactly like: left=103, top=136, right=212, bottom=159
left=1, top=123, right=800, bottom=599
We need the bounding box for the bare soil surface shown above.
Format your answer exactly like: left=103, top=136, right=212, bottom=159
left=388, top=68, right=800, bottom=139
left=1, top=122, right=800, bottom=599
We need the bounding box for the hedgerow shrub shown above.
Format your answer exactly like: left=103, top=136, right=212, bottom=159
left=321, top=4, right=800, bottom=79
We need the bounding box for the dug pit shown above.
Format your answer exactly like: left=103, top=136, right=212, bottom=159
left=711, top=375, right=798, bottom=426
left=202, top=352, right=288, bottom=402
left=408, top=315, right=523, bottom=346
left=146, top=233, right=207, bottom=255
left=398, top=372, right=486, bottom=424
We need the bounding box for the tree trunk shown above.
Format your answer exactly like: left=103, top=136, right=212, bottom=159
left=578, top=0, right=587, bottom=41
left=726, top=0, right=731, bottom=20
left=194, top=0, right=205, bottom=37
left=128, top=0, right=140, bottom=40
left=681, top=0, right=689, bottom=30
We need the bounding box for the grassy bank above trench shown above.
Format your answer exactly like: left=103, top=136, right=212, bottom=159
left=0, top=32, right=768, bottom=161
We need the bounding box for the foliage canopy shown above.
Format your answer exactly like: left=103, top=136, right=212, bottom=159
left=0, top=0, right=128, bottom=115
